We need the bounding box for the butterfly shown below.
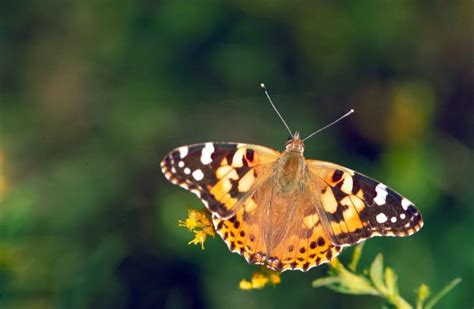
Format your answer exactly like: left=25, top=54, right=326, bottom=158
left=161, top=85, right=423, bottom=272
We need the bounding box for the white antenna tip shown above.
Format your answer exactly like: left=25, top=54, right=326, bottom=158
left=260, top=83, right=265, bottom=89
left=350, top=108, right=355, bottom=113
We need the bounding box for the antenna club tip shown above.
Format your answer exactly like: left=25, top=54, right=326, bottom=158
left=350, top=108, right=355, bottom=113
left=260, top=83, right=266, bottom=89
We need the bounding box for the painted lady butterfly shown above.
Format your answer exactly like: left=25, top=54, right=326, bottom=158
left=161, top=85, right=423, bottom=272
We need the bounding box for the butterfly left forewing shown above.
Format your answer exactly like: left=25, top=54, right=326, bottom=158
left=161, top=142, right=280, bottom=218
left=306, top=160, right=423, bottom=246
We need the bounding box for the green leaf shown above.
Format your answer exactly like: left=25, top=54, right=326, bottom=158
left=370, top=253, right=387, bottom=295
left=425, top=278, right=461, bottom=309
left=382, top=267, right=412, bottom=309
left=392, top=296, right=413, bottom=309
left=333, top=262, right=379, bottom=295
left=349, top=243, right=365, bottom=272
left=337, top=276, right=379, bottom=295
left=325, top=284, right=367, bottom=295
left=315, top=259, right=379, bottom=295
left=384, top=267, right=398, bottom=296
left=312, top=276, right=340, bottom=288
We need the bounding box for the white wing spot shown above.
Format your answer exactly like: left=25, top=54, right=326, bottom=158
left=376, top=213, right=388, bottom=223
left=178, top=161, right=185, bottom=168
left=171, top=167, right=176, bottom=174
left=192, top=169, right=204, bottom=181
left=178, top=146, right=189, bottom=158
left=374, top=183, right=388, bottom=206
left=184, top=167, right=191, bottom=175
left=201, top=143, right=215, bottom=165
left=390, top=216, right=397, bottom=223
left=400, top=213, right=406, bottom=220
left=190, top=188, right=201, bottom=197
left=341, top=175, right=353, bottom=194
left=232, top=148, right=245, bottom=167
left=401, top=198, right=411, bottom=210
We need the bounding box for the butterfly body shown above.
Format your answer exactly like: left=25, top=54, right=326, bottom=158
left=161, top=133, right=423, bottom=272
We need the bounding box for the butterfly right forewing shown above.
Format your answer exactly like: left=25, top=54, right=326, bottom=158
left=306, top=160, right=423, bottom=246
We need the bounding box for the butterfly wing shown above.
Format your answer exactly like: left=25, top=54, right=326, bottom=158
left=306, top=160, right=423, bottom=246
left=161, top=142, right=280, bottom=218
left=212, top=164, right=342, bottom=272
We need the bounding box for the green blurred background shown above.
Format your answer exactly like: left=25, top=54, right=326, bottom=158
left=1, top=1, right=473, bottom=308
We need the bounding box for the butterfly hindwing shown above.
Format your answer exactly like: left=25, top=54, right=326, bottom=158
left=307, top=160, right=423, bottom=246
left=161, top=142, right=280, bottom=218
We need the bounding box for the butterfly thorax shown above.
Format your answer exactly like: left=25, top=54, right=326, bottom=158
left=278, top=133, right=305, bottom=192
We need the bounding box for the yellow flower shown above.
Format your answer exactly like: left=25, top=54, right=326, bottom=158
left=239, top=280, right=254, bottom=290
left=239, top=270, right=282, bottom=290
left=179, top=208, right=215, bottom=249
left=269, top=272, right=281, bottom=284
left=188, top=230, right=208, bottom=250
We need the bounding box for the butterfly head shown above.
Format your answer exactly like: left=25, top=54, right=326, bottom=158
left=285, top=131, right=305, bottom=154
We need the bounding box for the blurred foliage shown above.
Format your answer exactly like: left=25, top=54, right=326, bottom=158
left=1, top=1, right=473, bottom=308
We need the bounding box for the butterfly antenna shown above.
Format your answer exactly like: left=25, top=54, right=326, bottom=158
left=302, top=109, right=354, bottom=142
left=260, top=83, right=293, bottom=137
